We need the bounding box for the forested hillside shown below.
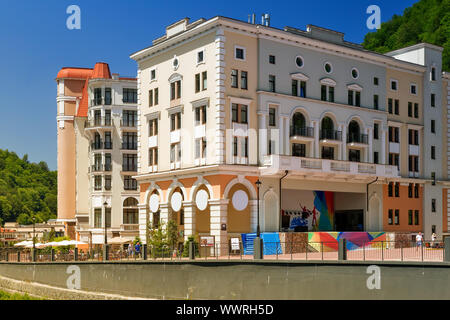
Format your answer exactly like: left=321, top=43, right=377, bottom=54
left=363, top=0, right=450, bottom=71
left=0, top=149, right=57, bottom=226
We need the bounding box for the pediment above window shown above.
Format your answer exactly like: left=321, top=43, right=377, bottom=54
left=320, top=77, right=336, bottom=86
left=291, top=72, right=309, bottom=81
left=168, top=73, right=183, bottom=83
left=347, top=83, right=363, bottom=91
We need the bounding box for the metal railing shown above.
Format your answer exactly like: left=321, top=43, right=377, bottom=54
left=0, top=240, right=444, bottom=263
left=290, top=126, right=314, bottom=138
left=121, top=142, right=138, bottom=150
left=90, top=142, right=113, bottom=150
left=90, top=164, right=112, bottom=172
left=120, top=120, right=137, bottom=128
left=347, top=133, right=369, bottom=144
left=319, top=129, right=342, bottom=141
left=85, top=117, right=112, bottom=128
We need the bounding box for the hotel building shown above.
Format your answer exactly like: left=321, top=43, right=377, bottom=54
left=55, top=63, right=140, bottom=244
left=84, top=15, right=447, bottom=250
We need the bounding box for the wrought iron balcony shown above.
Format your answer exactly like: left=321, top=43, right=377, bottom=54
left=347, top=133, right=369, bottom=144
left=290, top=126, right=314, bottom=138
left=319, top=129, right=342, bottom=141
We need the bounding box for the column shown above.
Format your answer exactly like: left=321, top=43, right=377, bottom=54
left=183, top=201, right=196, bottom=241
left=284, top=117, right=290, bottom=155
left=381, top=126, right=387, bottom=165
left=138, top=204, right=148, bottom=244
left=367, top=127, right=373, bottom=163
left=341, top=124, right=347, bottom=161
left=312, top=120, right=320, bottom=158
left=209, top=199, right=229, bottom=256
left=278, top=116, right=284, bottom=155
left=160, top=203, right=169, bottom=229
left=249, top=200, right=258, bottom=232
left=258, top=113, right=267, bottom=161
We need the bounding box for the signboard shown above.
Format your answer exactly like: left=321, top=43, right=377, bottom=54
left=200, top=236, right=215, bottom=247
left=231, top=238, right=240, bottom=251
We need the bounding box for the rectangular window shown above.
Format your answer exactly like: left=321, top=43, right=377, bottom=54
left=374, top=77, right=379, bottom=86
left=388, top=209, right=393, bottom=225
left=388, top=182, right=393, bottom=197
left=411, top=84, right=417, bottom=95
left=195, top=138, right=207, bottom=159
left=154, top=88, right=158, bottom=105
left=105, top=208, right=111, bottom=228
left=148, top=119, right=158, bottom=136
left=328, top=86, right=334, bottom=102
left=355, top=91, right=361, bottom=107
left=348, top=149, right=361, bottom=162
left=150, top=69, right=156, bottom=80
left=148, top=147, right=158, bottom=166
left=170, top=113, right=181, bottom=131
left=231, top=69, right=238, bottom=88
left=321, top=85, right=327, bottom=101
left=124, top=175, right=137, bottom=191
left=105, top=175, right=111, bottom=191
left=348, top=90, right=354, bottom=106
left=123, top=88, right=137, bottom=103
left=374, top=152, right=379, bottom=164
left=195, top=73, right=200, bottom=93
left=431, top=146, right=436, bottom=160
left=269, top=75, right=276, bottom=92
left=414, top=103, right=418, bottom=118
left=94, top=209, right=102, bottom=228
left=408, top=102, right=412, bottom=117
left=197, top=50, right=204, bottom=63
left=391, top=80, right=397, bottom=91
left=395, top=209, right=400, bottom=225
left=202, top=71, right=207, bottom=90
left=232, top=104, right=238, bottom=123
left=408, top=183, right=413, bottom=198
left=432, top=172, right=436, bottom=185
left=269, top=108, right=276, bottom=127
left=395, top=182, right=400, bottom=197
left=394, top=99, right=399, bottom=115
left=431, top=94, right=435, bottom=107
left=235, top=47, right=245, bottom=60
left=415, top=210, right=419, bottom=225
left=431, top=67, right=436, bottom=81
left=149, top=90, right=153, bottom=107
left=292, top=80, right=298, bottom=97
left=170, top=80, right=181, bottom=100
left=240, top=105, right=248, bottom=124
left=292, top=143, right=306, bottom=157
left=269, top=55, right=275, bottom=64
left=414, top=184, right=419, bottom=198
left=431, top=120, right=435, bottom=133
left=321, top=146, right=334, bottom=160
left=300, top=81, right=307, bottom=98
left=244, top=137, right=248, bottom=158
left=374, top=123, right=379, bottom=140
left=195, top=106, right=206, bottom=126
left=408, top=210, right=413, bottom=225
left=240, top=71, right=248, bottom=90
left=170, top=143, right=181, bottom=163
left=389, top=153, right=399, bottom=168
left=105, top=88, right=112, bottom=105
left=233, top=137, right=238, bottom=156
left=122, top=154, right=137, bottom=171
left=388, top=98, right=393, bottom=114
left=408, top=156, right=419, bottom=172
left=374, top=95, right=379, bottom=110
left=94, top=175, right=102, bottom=191
left=432, top=199, right=436, bottom=212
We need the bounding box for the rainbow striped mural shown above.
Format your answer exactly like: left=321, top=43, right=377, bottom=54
left=308, top=232, right=387, bottom=251
left=314, top=191, right=334, bottom=231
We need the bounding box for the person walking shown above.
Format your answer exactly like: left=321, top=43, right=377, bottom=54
left=431, top=232, right=437, bottom=248
left=135, top=241, right=141, bottom=259
left=127, top=243, right=133, bottom=259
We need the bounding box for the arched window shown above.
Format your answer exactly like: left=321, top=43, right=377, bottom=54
left=320, top=116, right=335, bottom=140
left=123, top=197, right=138, bottom=225
left=348, top=120, right=361, bottom=143
left=291, top=112, right=306, bottom=136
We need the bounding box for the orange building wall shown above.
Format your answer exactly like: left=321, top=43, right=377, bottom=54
left=382, top=183, right=423, bottom=232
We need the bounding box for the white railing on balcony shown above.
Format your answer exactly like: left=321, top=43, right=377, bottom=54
left=120, top=224, right=139, bottom=232
left=262, top=155, right=399, bottom=178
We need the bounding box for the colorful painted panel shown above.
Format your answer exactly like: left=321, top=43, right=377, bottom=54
left=308, top=232, right=386, bottom=251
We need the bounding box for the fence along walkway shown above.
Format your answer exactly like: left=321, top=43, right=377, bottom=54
left=0, top=240, right=445, bottom=263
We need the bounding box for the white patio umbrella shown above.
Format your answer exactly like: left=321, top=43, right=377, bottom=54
left=14, top=240, right=33, bottom=247
left=66, top=240, right=87, bottom=246
left=108, top=237, right=132, bottom=244
left=24, top=243, right=46, bottom=249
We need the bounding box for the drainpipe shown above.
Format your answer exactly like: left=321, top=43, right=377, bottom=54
left=366, top=177, right=378, bottom=229
left=279, top=170, right=289, bottom=232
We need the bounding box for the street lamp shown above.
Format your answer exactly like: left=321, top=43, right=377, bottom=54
left=32, top=216, right=36, bottom=250
left=255, top=179, right=262, bottom=238
left=254, top=179, right=263, bottom=259
left=103, top=201, right=108, bottom=245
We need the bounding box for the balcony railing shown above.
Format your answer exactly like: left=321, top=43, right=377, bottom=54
left=319, top=130, right=342, bottom=141
left=120, top=224, right=139, bottom=231
left=91, top=98, right=112, bottom=106
left=90, top=164, right=112, bottom=172
left=122, top=165, right=137, bottom=172
left=90, top=142, right=113, bottom=150
left=85, top=117, right=112, bottom=128
left=290, top=126, right=314, bottom=138
left=124, top=179, right=138, bottom=190
left=262, top=154, right=399, bottom=178
left=120, top=120, right=137, bottom=128
left=347, top=133, right=369, bottom=144
left=121, top=142, right=138, bottom=150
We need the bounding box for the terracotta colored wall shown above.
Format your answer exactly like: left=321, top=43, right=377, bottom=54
left=64, top=80, right=85, bottom=97
left=227, top=184, right=251, bottom=234
left=382, top=183, right=423, bottom=232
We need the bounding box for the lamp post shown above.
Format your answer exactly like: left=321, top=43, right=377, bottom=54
left=254, top=179, right=263, bottom=259
left=103, top=201, right=109, bottom=261
left=32, top=216, right=36, bottom=250
left=103, top=201, right=108, bottom=245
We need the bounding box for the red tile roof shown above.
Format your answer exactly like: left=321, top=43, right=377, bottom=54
left=56, top=63, right=113, bottom=117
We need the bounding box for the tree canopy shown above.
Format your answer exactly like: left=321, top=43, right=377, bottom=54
left=363, top=0, right=450, bottom=71
left=0, top=149, right=57, bottom=225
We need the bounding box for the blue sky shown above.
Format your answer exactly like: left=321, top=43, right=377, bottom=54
left=0, top=0, right=417, bottom=170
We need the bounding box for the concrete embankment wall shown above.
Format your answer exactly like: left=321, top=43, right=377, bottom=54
left=0, top=261, right=449, bottom=300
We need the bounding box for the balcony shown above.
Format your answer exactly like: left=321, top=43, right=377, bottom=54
left=91, top=98, right=112, bottom=106
left=120, top=119, right=137, bottom=130
left=121, top=142, right=138, bottom=151
left=347, top=133, right=369, bottom=145
left=120, top=224, right=139, bottom=232
left=89, top=164, right=112, bottom=173
left=262, top=154, right=399, bottom=179
left=319, top=130, right=342, bottom=142
left=290, top=126, right=314, bottom=138
left=90, top=142, right=113, bottom=151
left=85, top=117, right=113, bottom=129
left=121, top=165, right=137, bottom=173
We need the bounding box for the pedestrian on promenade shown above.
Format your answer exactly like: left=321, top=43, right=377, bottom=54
left=416, top=232, right=423, bottom=251
left=135, top=242, right=141, bottom=259
left=127, top=243, right=133, bottom=259
left=431, top=232, right=437, bottom=248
